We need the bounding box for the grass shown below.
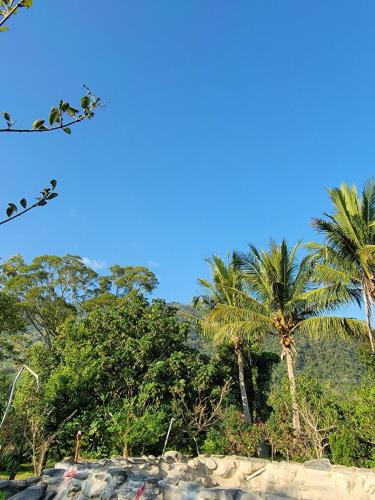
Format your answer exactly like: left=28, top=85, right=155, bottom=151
left=0, top=464, right=35, bottom=480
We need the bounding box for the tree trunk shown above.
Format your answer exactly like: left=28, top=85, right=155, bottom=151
left=247, top=351, right=255, bottom=420
left=363, top=286, right=375, bottom=353
left=285, top=347, right=300, bottom=433
left=235, top=343, right=252, bottom=424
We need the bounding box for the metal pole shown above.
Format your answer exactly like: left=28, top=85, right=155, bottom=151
left=162, top=417, right=175, bottom=456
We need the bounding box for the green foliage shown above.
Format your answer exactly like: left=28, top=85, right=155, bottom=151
left=267, top=375, right=343, bottom=461
left=1, top=86, right=101, bottom=134
left=108, top=399, right=168, bottom=457
left=1, top=180, right=58, bottom=226
left=308, top=180, right=375, bottom=351
left=0, top=254, right=97, bottom=348
left=330, top=380, right=375, bottom=467
left=202, top=407, right=266, bottom=456
left=2, top=293, right=231, bottom=463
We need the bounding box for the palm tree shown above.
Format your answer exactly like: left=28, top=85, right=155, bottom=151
left=308, top=181, right=375, bottom=352
left=204, top=241, right=367, bottom=433
left=193, top=255, right=253, bottom=423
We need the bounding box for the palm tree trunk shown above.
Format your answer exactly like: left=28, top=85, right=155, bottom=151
left=235, top=343, right=252, bottom=424
left=363, top=286, right=375, bottom=353
left=285, top=347, right=300, bottom=433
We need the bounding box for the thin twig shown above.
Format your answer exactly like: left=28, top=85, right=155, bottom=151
left=0, top=117, right=84, bottom=133
left=0, top=1, right=23, bottom=29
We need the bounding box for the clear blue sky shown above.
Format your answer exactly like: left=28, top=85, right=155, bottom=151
left=1, top=1, right=374, bottom=304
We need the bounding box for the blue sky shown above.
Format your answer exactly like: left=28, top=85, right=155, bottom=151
left=1, top=1, right=374, bottom=305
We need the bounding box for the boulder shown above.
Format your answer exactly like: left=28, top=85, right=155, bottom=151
left=214, top=459, right=237, bottom=478
left=8, top=483, right=47, bottom=500
left=303, top=458, right=332, bottom=471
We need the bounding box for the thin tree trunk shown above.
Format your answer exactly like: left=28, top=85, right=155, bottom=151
left=363, top=286, right=375, bottom=353
left=247, top=350, right=255, bottom=420
left=285, top=347, right=300, bottom=433
left=235, top=343, right=252, bottom=424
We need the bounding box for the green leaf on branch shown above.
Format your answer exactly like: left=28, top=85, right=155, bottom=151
left=46, top=192, right=58, bottom=200
left=3, top=112, right=10, bottom=121
left=23, top=0, right=33, bottom=7
left=0, top=26, right=9, bottom=32
left=63, top=127, right=71, bottom=135
left=32, top=119, right=45, bottom=129
left=67, top=106, right=79, bottom=117
left=49, top=107, right=59, bottom=125
left=80, top=96, right=90, bottom=109
left=6, top=203, right=17, bottom=218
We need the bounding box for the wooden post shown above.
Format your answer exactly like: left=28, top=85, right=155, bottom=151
left=74, top=431, right=82, bottom=463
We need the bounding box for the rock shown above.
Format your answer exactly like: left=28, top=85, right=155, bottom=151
left=8, top=483, right=47, bottom=500
left=67, top=478, right=82, bottom=493
left=147, top=466, right=160, bottom=476
left=42, top=468, right=66, bottom=477
left=177, top=480, right=200, bottom=492
left=75, top=470, right=90, bottom=480
left=238, top=493, right=262, bottom=500
left=107, top=467, right=127, bottom=480
left=208, top=488, right=241, bottom=500
left=198, top=488, right=221, bottom=499
left=82, top=477, right=107, bottom=498
left=303, top=458, right=332, bottom=471
left=214, top=459, right=237, bottom=478
left=127, top=457, right=146, bottom=464
left=199, top=457, right=218, bottom=471
left=26, top=477, right=40, bottom=486
left=54, top=461, right=72, bottom=470
left=163, top=450, right=182, bottom=461
left=44, top=492, right=57, bottom=500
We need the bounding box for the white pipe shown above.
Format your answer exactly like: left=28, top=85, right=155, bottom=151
left=0, top=365, right=39, bottom=431
left=162, top=417, right=175, bottom=456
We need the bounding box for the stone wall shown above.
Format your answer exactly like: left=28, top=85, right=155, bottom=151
left=1, top=453, right=374, bottom=499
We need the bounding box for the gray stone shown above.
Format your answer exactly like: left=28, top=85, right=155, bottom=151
left=42, top=475, right=63, bottom=486
left=45, top=492, right=57, bottom=500
left=198, top=489, right=221, bottom=499
left=107, top=467, right=127, bottom=478
left=303, top=458, right=332, bottom=471
left=9, top=483, right=47, bottom=500
left=199, top=458, right=218, bottom=471
left=42, top=468, right=66, bottom=477
left=100, top=485, right=118, bottom=500
left=67, top=478, right=82, bottom=493
left=178, top=480, right=200, bottom=492
left=208, top=488, right=240, bottom=500
left=26, top=477, right=40, bottom=486
left=127, top=457, right=146, bottom=464
left=75, top=470, right=90, bottom=480
left=0, top=479, right=29, bottom=498
left=82, top=476, right=108, bottom=498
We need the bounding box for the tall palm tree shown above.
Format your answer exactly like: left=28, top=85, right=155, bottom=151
left=193, top=255, right=253, bottom=423
left=308, top=181, right=375, bottom=352
left=204, top=241, right=367, bottom=433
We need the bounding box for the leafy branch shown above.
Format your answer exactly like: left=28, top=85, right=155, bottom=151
left=1, top=85, right=102, bottom=134
left=0, top=0, right=32, bottom=32
left=0, top=179, right=58, bottom=226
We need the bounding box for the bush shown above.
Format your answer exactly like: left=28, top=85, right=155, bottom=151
left=266, top=375, right=342, bottom=462
left=202, top=407, right=266, bottom=456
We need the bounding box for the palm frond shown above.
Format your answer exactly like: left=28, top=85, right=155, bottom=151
left=295, top=316, right=368, bottom=342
